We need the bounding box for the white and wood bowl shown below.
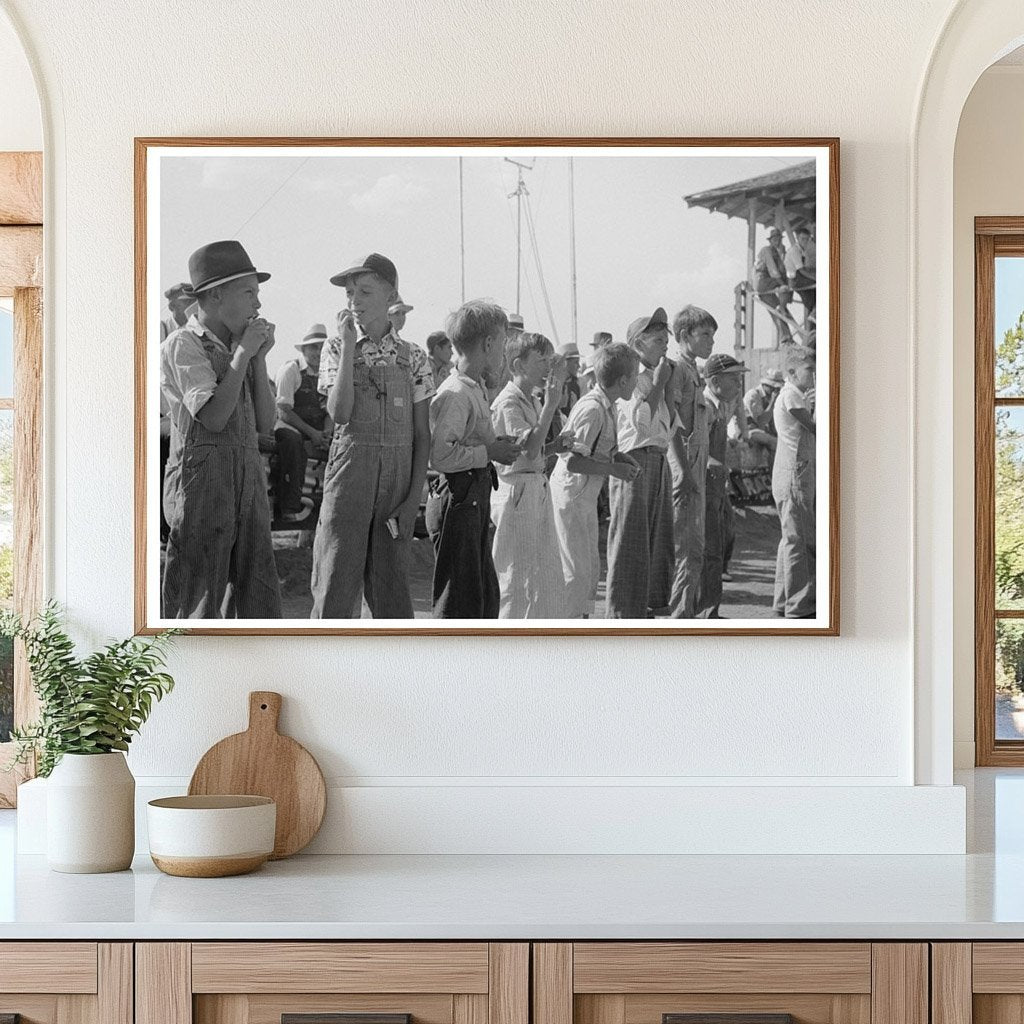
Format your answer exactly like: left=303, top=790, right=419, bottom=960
left=147, top=795, right=276, bottom=877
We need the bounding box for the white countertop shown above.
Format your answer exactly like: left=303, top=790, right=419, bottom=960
left=0, top=849, right=1021, bottom=940
left=1, top=769, right=1022, bottom=941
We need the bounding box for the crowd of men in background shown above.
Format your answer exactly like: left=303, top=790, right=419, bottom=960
left=158, top=239, right=817, bottom=622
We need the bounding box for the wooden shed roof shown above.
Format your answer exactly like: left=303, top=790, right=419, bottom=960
left=683, top=160, right=816, bottom=228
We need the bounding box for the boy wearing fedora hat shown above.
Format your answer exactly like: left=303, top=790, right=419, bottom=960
left=160, top=240, right=282, bottom=619
left=388, top=299, right=413, bottom=336
left=273, top=323, right=332, bottom=521
left=606, top=307, right=675, bottom=619
left=557, top=342, right=581, bottom=418
left=311, top=253, right=435, bottom=619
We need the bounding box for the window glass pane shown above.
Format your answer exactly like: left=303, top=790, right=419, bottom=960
left=997, top=408, right=1024, bottom=610
left=996, top=256, right=1024, bottom=397
left=997, top=620, right=1024, bottom=740
left=0, top=306, right=11, bottom=400
left=0, top=409, right=12, bottom=742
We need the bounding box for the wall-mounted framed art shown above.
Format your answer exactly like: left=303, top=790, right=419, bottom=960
left=135, top=136, right=838, bottom=636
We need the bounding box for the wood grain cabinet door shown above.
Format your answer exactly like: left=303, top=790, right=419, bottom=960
left=942, top=942, right=1024, bottom=1024
left=533, top=944, right=928, bottom=1024
left=0, top=943, right=132, bottom=1024
left=136, top=943, right=528, bottom=1024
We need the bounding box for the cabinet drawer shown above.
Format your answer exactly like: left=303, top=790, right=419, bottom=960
left=572, top=944, right=872, bottom=994
left=0, top=942, right=98, bottom=994
left=191, top=944, right=491, bottom=994
left=0, top=943, right=130, bottom=1024
left=534, top=944, right=926, bottom=1024
left=139, top=942, right=528, bottom=1024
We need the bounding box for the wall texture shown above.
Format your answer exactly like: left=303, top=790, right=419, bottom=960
left=0, top=0, right=985, bottom=852
left=0, top=12, right=38, bottom=151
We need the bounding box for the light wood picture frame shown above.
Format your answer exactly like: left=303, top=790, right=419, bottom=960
left=135, top=137, right=839, bottom=636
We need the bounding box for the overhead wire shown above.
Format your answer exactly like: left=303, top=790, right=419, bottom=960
left=233, top=158, right=311, bottom=236
left=523, top=192, right=560, bottom=346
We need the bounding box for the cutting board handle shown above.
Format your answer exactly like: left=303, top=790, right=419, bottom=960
left=248, top=691, right=282, bottom=734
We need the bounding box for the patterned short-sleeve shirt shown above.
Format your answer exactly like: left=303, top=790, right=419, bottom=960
left=318, top=328, right=435, bottom=404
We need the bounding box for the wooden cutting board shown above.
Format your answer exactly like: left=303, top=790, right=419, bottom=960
left=188, top=691, right=326, bottom=859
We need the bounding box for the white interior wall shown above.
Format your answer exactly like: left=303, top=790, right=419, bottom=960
left=0, top=0, right=985, bottom=852
left=0, top=14, right=39, bottom=151
left=952, top=65, right=1024, bottom=767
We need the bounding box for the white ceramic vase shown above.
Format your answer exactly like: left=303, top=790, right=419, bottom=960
left=46, top=752, right=135, bottom=873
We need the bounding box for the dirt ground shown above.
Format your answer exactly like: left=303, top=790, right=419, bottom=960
left=275, top=500, right=785, bottom=620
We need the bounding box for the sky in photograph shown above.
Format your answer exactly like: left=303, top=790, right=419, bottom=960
left=158, top=150, right=814, bottom=378
left=0, top=307, right=13, bottom=396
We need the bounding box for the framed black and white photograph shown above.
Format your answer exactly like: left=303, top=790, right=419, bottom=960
left=135, top=137, right=838, bottom=635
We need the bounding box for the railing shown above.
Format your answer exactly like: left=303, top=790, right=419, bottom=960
left=734, top=280, right=815, bottom=351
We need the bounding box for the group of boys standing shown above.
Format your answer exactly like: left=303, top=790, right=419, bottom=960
left=159, top=239, right=817, bottom=621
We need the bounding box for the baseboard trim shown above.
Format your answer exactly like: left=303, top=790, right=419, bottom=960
left=17, top=778, right=967, bottom=856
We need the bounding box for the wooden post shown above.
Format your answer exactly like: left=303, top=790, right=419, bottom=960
left=13, top=286, right=42, bottom=729
left=745, top=197, right=757, bottom=355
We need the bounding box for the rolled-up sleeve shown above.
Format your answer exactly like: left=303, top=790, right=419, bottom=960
left=275, top=361, right=301, bottom=409
left=567, top=401, right=604, bottom=458
left=491, top=392, right=532, bottom=440
left=162, top=332, right=218, bottom=418
left=617, top=381, right=654, bottom=450
left=430, top=390, right=488, bottom=473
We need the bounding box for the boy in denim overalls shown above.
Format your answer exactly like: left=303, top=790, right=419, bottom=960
left=160, top=240, right=281, bottom=619
left=311, top=253, right=434, bottom=618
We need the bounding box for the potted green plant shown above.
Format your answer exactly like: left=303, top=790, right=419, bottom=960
left=2, top=603, right=179, bottom=873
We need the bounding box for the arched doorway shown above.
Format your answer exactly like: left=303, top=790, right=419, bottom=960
left=913, top=1, right=1024, bottom=785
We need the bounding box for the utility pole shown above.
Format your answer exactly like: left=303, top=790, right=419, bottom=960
left=504, top=157, right=534, bottom=316
left=569, top=156, right=578, bottom=350
left=458, top=157, right=466, bottom=303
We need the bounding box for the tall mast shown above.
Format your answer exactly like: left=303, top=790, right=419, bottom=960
left=504, top=157, right=534, bottom=315
left=569, top=156, right=578, bottom=349
left=458, top=157, right=466, bottom=303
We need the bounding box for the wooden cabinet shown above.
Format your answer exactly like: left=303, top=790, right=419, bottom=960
left=932, top=943, right=1024, bottom=1024
left=532, top=944, right=928, bottom=1024
left=135, top=944, right=528, bottom=1024
left=0, top=943, right=132, bottom=1024
left=0, top=937, right=954, bottom=1024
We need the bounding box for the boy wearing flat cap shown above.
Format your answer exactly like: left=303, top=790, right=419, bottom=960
left=606, top=307, right=675, bottom=618
left=312, top=253, right=434, bottom=618
left=160, top=240, right=281, bottom=619
left=696, top=353, right=748, bottom=618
